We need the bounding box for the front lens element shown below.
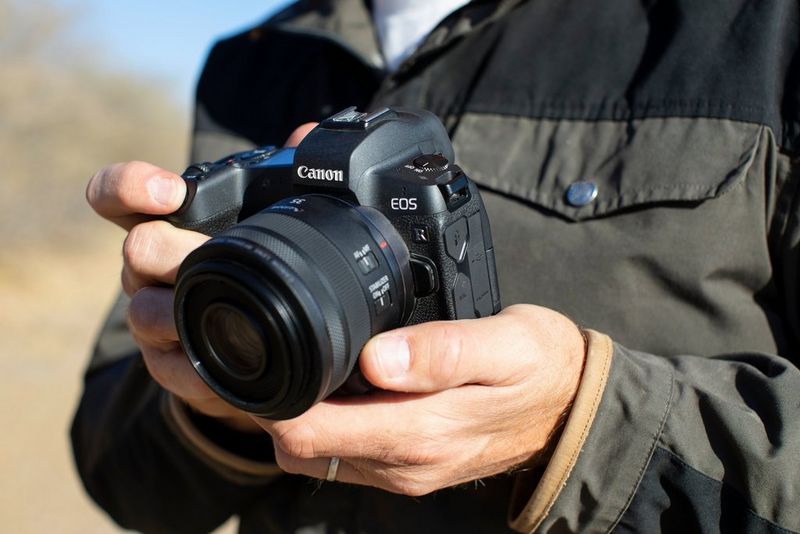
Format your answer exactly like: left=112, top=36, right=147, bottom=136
left=201, top=303, right=267, bottom=381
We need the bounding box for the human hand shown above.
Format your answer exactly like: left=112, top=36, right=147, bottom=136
left=85, top=160, right=262, bottom=431
left=85, top=125, right=319, bottom=433
left=254, top=304, right=586, bottom=495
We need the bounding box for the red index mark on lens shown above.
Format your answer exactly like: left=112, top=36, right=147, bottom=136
left=379, top=241, right=388, bottom=249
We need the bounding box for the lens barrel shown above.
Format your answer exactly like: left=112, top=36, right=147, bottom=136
left=174, top=195, right=413, bottom=419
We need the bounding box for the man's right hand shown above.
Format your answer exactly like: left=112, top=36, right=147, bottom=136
left=86, top=124, right=319, bottom=433
left=86, top=161, right=262, bottom=432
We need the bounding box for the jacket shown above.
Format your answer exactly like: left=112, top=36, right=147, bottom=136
left=72, top=0, right=800, bottom=532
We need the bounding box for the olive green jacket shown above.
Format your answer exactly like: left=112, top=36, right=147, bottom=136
left=72, top=0, right=800, bottom=532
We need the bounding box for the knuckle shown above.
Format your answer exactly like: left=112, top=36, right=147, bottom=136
left=275, top=423, right=318, bottom=460
left=421, top=441, right=449, bottom=465
left=497, top=305, right=539, bottom=346
left=393, top=476, right=434, bottom=497
left=503, top=303, right=536, bottom=315
left=502, top=304, right=541, bottom=334
left=429, top=323, right=465, bottom=386
left=378, top=423, right=449, bottom=467
left=87, top=162, right=136, bottom=206
left=123, top=224, right=149, bottom=272
left=117, top=161, right=155, bottom=208
left=123, top=221, right=165, bottom=273
left=273, top=450, right=301, bottom=474
left=405, top=437, right=449, bottom=467
left=124, top=160, right=151, bottom=173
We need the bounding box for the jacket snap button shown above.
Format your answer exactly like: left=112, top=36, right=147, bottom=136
left=565, top=180, right=598, bottom=207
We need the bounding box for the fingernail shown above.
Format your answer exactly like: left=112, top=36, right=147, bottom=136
left=376, top=336, right=410, bottom=380
left=148, top=176, right=181, bottom=207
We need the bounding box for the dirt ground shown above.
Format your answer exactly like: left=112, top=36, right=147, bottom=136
left=0, top=231, right=238, bottom=533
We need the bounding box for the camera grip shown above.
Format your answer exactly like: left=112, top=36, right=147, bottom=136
left=164, top=174, right=244, bottom=237
left=167, top=206, right=241, bottom=237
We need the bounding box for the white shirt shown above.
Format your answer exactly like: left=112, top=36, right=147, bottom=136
left=371, top=0, right=472, bottom=71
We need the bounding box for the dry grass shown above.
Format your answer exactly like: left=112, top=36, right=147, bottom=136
left=0, top=1, right=235, bottom=531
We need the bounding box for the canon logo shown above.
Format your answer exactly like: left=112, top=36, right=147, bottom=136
left=297, top=165, right=344, bottom=182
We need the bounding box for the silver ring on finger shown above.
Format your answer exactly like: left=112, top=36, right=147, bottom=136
left=326, top=456, right=340, bottom=482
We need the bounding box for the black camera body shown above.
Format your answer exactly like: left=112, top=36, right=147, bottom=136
left=171, top=107, right=500, bottom=419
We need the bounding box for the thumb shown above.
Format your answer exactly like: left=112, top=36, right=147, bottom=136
left=359, top=306, right=553, bottom=393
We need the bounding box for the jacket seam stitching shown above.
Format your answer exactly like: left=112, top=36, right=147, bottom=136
left=528, top=332, right=614, bottom=532
left=651, top=446, right=796, bottom=534
left=607, top=364, right=675, bottom=532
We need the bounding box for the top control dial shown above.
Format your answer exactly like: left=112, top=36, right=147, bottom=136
left=411, top=154, right=450, bottom=172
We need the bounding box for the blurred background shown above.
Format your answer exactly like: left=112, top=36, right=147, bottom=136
left=0, top=0, right=287, bottom=531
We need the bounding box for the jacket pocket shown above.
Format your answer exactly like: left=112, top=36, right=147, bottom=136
left=451, top=114, right=764, bottom=220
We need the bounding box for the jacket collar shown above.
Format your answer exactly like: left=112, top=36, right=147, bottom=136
left=261, top=0, right=526, bottom=72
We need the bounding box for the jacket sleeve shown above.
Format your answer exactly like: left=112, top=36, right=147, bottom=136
left=508, top=332, right=800, bottom=532
left=70, top=293, right=282, bottom=534
left=508, top=156, right=800, bottom=533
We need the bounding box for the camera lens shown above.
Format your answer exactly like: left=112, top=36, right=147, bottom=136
left=174, top=195, right=414, bottom=419
left=201, top=303, right=267, bottom=381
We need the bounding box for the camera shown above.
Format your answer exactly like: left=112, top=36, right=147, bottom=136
left=170, top=107, right=501, bottom=419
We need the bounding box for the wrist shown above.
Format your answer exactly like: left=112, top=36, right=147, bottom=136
left=521, top=323, right=588, bottom=469
left=508, top=329, right=613, bottom=532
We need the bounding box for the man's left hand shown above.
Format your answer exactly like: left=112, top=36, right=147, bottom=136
left=253, top=305, right=586, bottom=496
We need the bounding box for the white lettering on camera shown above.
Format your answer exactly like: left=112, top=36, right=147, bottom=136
left=369, top=275, right=390, bottom=296
left=296, top=165, right=344, bottom=182
left=390, top=197, right=417, bottom=210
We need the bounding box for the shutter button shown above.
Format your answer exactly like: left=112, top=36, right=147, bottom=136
left=565, top=181, right=598, bottom=207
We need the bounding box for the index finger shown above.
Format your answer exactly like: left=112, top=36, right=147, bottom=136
left=255, top=388, right=478, bottom=462
left=86, top=161, right=187, bottom=230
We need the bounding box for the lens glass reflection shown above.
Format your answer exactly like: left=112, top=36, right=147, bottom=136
left=202, top=303, right=267, bottom=380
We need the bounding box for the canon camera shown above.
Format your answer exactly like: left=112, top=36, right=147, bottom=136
left=170, top=107, right=501, bottom=419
